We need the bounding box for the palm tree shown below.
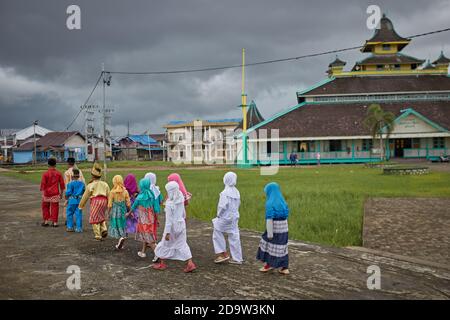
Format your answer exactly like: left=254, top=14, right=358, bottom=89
left=363, top=104, right=395, bottom=161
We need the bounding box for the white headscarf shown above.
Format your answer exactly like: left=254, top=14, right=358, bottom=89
left=145, top=172, right=161, bottom=198
left=221, top=172, right=240, bottom=199
left=165, top=181, right=184, bottom=204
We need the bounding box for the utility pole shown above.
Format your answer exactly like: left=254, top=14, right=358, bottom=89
left=85, top=109, right=89, bottom=162
left=101, top=64, right=112, bottom=180
left=102, top=63, right=107, bottom=180
left=3, top=136, right=6, bottom=162
left=82, top=105, right=98, bottom=163
left=33, top=120, right=38, bottom=165
left=100, top=106, right=114, bottom=176
left=148, top=132, right=152, bottom=161
left=127, top=121, right=130, bottom=160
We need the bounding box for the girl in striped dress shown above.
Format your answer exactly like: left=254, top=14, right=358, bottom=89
left=79, top=163, right=110, bottom=241
left=256, top=182, right=290, bottom=275
left=107, top=175, right=131, bottom=250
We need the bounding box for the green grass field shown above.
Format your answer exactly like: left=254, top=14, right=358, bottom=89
left=1, top=160, right=218, bottom=172
left=2, top=164, right=450, bottom=247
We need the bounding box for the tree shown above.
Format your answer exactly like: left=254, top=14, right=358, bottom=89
left=363, top=104, right=395, bottom=161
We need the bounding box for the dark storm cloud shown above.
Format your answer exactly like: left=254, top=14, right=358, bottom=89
left=1, top=0, right=449, bottom=134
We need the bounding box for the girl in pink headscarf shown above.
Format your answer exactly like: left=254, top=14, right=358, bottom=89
left=167, top=173, right=192, bottom=208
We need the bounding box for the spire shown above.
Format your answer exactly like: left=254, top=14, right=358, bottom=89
left=236, top=100, right=264, bottom=130
left=328, top=55, right=346, bottom=67
left=422, top=60, right=436, bottom=70
left=327, top=55, right=346, bottom=76
left=432, top=51, right=450, bottom=65
left=361, top=14, right=410, bottom=53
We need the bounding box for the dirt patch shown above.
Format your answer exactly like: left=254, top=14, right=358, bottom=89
left=364, top=198, right=450, bottom=265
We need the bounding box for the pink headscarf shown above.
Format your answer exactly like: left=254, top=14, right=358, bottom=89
left=167, top=173, right=188, bottom=197
left=124, top=174, right=138, bottom=195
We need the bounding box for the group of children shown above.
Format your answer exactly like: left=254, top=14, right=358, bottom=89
left=39, top=158, right=290, bottom=275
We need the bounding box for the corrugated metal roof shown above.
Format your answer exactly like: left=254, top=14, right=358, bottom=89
left=129, top=135, right=158, bottom=145
left=14, top=125, right=53, bottom=141
left=15, top=141, right=35, bottom=151
left=36, top=131, right=84, bottom=148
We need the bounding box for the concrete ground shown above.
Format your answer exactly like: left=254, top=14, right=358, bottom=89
left=0, top=175, right=449, bottom=299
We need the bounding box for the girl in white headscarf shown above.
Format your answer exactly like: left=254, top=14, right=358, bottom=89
left=212, top=172, right=243, bottom=264
left=144, top=172, right=163, bottom=214
left=152, top=181, right=197, bottom=273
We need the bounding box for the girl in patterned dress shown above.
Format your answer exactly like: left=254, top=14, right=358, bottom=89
left=256, top=182, right=290, bottom=275
left=107, top=175, right=131, bottom=250
left=144, top=172, right=164, bottom=214
left=124, top=174, right=139, bottom=235
left=130, top=178, right=158, bottom=258
left=79, top=163, right=110, bottom=241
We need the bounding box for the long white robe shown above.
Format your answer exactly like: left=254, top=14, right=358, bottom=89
left=155, top=187, right=192, bottom=261
left=212, top=172, right=243, bottom=262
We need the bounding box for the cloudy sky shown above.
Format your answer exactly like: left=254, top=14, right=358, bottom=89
left=1, top=0, right=449, bottom=136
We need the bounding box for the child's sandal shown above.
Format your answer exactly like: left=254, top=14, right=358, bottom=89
left=152, top=262, right=167, bottom=270
left=183, top=261, right=197, bottom=273
left=279, top=268, right=290, bottom=275
left=259, top=264, right=273, bottom=273
left=115, top=237, right=125, bottom=250
left=214, top=255, right=230, bottom=264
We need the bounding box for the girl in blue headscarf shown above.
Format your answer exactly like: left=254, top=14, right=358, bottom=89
left=256, top=182, right=290, bottom=275
left=129, top=178, right=158, bottom=259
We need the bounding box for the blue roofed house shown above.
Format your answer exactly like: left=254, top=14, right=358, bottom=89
left=115, top=134, right=163, bottom=160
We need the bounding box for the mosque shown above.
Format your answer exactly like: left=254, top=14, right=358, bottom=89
left=240, top=14, right=450, bottom=164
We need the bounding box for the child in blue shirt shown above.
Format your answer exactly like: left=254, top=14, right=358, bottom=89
left=65, top=169, right=85, bottom=232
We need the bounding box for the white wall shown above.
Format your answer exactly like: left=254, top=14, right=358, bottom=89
left=65, top=134, right=85, bottom=147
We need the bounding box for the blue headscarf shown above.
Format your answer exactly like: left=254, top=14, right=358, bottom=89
left=134, top=178, right=155, bottom=208
left=264, top=182, right=289, bottom=220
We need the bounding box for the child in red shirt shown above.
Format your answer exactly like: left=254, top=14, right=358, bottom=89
left=40, top=158, right=65, bottom=227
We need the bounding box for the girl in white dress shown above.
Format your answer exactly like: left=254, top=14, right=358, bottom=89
left=152, top=181, right=197, bottom=273
left=212, top=172, right=243, bottom=264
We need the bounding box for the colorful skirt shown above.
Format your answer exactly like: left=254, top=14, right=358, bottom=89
left=256, top=218, right=289, bottom=269
left=135, top=206, right=158, bottom=243
left=108, top=201, right=127, bottom=239
left=89, top=196, right=108, bottom=224
left=126, top=198, right=139, bottom=234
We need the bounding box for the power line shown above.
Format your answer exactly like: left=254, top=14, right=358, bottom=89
left=408, top=27, right=450, bottom=39
left=65, top=72, right=103, bottom=131
left=65, top=26, right=450, bottom=129
left=105, top=27, right=450, bottom=75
